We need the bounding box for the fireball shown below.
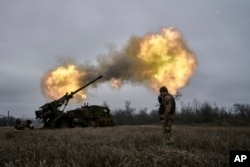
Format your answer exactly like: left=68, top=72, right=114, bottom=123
left=41, top=27, right=197, bottom=101
left=42, top=64, right=86, bottom=101
left=137, top=28, right=197, bottom=94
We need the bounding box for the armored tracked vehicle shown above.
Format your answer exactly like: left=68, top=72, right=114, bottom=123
left=66, top=104, right=114, bottom=127
left=35, top=75, right=115, bottom=129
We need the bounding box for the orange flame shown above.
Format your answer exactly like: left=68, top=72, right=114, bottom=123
left=41, top=27, right=197, bottom=101
left=111, top=79, right=122, bottom=89
left=138, top=28, right=197, bottom=94
left=42, top=64, right=86, bottom=101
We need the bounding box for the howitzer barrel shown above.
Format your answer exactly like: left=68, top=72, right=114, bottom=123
left=71, top=75, right=103, bottom=95
left=37, top=75, right=103, bottom=116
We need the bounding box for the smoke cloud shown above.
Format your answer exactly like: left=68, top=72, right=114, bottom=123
left=41, top=27, right=197, bottom=100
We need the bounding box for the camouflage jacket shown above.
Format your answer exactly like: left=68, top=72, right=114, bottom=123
left=158, top=92, right=176, bottom=119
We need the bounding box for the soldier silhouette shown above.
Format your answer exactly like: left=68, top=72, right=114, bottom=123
left=15, top=119, right=34, bottom=130
left=158, top=86, right=176, bottom=144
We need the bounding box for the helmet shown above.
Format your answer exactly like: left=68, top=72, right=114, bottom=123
left=159, top=86, right=168, bottom=93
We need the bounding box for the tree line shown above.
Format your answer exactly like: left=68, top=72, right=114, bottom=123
left=1, top=100, right=250, bottom=127
left=111, top=100, right=250, bottom=126
left=0, top=116, right=16, bottom=126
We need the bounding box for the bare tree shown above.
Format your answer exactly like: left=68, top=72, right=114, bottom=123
left=233, top=103, right=250, bottom=119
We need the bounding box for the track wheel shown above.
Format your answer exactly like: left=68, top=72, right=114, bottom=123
left=56, top=119, right=70, bottom=128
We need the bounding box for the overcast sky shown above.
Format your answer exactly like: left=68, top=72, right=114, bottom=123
left=1, top=0, right=250, bottom=118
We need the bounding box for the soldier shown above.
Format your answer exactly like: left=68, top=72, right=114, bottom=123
left=158, top=86, right=176, bottom=144
left=15, top=119, right=34, bottom=130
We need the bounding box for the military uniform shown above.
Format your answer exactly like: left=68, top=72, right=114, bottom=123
left=15, top=119, right=34, bottom=130
left=158, top=86, right=176, bottom=144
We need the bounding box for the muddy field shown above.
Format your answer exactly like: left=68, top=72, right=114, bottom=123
left=0, top=125, right=249, bottom=167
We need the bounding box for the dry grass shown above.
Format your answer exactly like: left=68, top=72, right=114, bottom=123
left=0, top=125, right=249, bottom=167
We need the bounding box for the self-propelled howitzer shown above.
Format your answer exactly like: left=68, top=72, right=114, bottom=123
left=35, top=75, right=114, bottom=128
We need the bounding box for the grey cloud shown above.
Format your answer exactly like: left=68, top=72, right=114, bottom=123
left=0, top=0, right=250, bottom=117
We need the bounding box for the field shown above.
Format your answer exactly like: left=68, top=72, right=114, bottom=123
left=0, top=125, right=250, bottom=167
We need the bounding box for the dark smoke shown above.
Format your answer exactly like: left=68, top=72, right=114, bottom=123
left=77, top=36, right=149, bottom=86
